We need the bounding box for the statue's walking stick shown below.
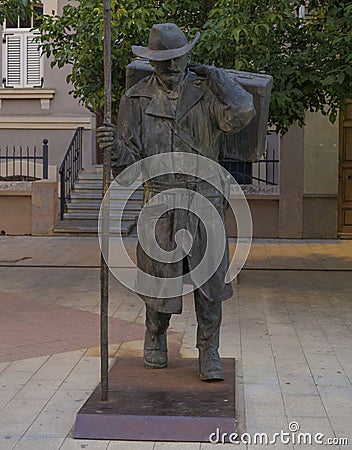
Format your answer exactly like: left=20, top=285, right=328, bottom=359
left=100, top=0, right=112, bottom=402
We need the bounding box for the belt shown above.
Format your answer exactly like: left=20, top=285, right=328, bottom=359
left=143, top=178, right=211, bottom=194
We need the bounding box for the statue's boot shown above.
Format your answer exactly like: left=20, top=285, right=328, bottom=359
left=195, top=290, right=224, bottom=381
left=144, top=305, right=171, bottom=369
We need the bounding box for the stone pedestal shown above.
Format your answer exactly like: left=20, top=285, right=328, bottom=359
left=74, top=356, right=236, bottom=442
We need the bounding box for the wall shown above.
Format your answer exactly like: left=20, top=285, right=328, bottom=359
left=0, top=180, right=58, bottom=235
left=0, top=125, right=94, bottom=169
left=227, top=119, right=339, bottom=240
left=279, top=124, right=305, bottom=238
left=226, top=196, right=280, bottom=238
left=303, top=112, right=339, bottom=238
left=304, top=112, right=339, bottom=194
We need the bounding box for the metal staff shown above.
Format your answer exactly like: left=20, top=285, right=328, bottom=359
left=100, top=0, right=112, bottom=402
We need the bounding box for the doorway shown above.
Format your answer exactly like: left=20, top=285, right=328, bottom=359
left=338, top=100, right=352, bottom=235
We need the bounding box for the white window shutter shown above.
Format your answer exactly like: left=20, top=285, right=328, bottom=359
left=4, top=34, right=22, bottom=87
left=25, top=34, right=42, bottom=87
left=2, top=32, right=43, bottom=88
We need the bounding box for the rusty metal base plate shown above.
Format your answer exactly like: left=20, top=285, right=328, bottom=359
left=73, top=357, right=236, bottom=442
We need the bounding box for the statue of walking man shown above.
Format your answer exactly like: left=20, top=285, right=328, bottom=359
left=97, top=23, right=255, bottom=381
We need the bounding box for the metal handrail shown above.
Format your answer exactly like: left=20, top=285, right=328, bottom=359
left=59, top=127, right=83, bottom=220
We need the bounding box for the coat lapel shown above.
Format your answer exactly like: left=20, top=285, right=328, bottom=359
left=144, top=92, right=176, bottom=119
left=176, top=73, right=205, bottom=121
left=129, top=72, right=205, bottom=121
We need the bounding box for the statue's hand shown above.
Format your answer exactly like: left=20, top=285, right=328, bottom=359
left=96, top=122, right=116, bottom=151
left=188, top=63, right=214, bottom=78
left=189, top=63, right=229, bottom=103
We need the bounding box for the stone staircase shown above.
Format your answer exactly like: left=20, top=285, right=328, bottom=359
left=54, top=166, right=143, bottom=236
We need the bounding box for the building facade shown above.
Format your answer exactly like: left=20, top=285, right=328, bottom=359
left=0, top=0, right=96, bottom=174
left=0, top=0, right=349, bottom=239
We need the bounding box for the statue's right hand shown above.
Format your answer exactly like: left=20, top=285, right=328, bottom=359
left=96, top=122, right=116, bottom=151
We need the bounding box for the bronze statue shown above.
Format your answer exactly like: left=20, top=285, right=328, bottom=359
left=97, top=23, right=255, bottom=381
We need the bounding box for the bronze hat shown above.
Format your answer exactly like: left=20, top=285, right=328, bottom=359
left=132, top=23, right=200, bottom=61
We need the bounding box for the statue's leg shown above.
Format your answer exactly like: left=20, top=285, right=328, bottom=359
left=194, top=290, right=224, bottom=381
left=144, top=305, right=171, bottom=369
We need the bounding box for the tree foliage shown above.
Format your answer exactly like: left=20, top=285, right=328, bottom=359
left=305, top=0, right=352, bottom=124
left=193, top=0, right=352, bottom=131
left=37, top=0, right=352, bottom=132
left=39, top=0, right=161, bottom=117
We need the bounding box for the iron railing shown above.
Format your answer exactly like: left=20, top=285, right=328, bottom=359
left=59, top=127, right=83, bottom=220
left=0, top=139, right=48, bottom=181
left=220, top=148, right=279, bottom=186
left=220, top=132, right=280, bottom=186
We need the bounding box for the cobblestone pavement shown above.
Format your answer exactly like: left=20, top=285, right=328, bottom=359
left=0, top=236, right=351, bottom=449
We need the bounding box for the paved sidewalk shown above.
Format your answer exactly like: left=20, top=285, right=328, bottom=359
left=0, top=237, right=352, bottom=449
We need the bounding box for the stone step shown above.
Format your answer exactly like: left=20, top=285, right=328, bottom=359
left=77, top=172, right=142, bottom=184
left=76, top=178, right=116, bottom=184
left=66, top=199, right=142, bottom=214
left=70, top=193, right=102, bottom=200
left=73, top=183, right=104, bottom=190
left=73, top=182, right=143, bottom=191
left=70, top=191, right=143, bottom=200
left=67, top=198, right=142, bottom=205
left=63, top=211, right=138, bottom=221
left=54, top=222, right=135, bottom=237
left=57, top=167, right=141, bottom=237
left=66, top=202, right=142, bottom=212
left=78, top=171, right=105, bottom=177
left=54, top=228, right=136, bottom=236
left=81, top=165, right=104, bottom=174
left=73, top=180, right=142, bottom=188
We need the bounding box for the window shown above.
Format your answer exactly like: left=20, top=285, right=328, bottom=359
left=2, top=3, right=43, bottom=88
left=296, top=1, right=310, bottom=19
left=4, top=3, right=43, bottom=29
left=2, top=32, right=43, bottom=87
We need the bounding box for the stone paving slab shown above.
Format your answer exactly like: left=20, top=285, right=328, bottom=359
left=1, top=236, right=352, bottom=270
left=0, top=237, right=351, bottom=449
left=0, top=291, right=145, bottom=363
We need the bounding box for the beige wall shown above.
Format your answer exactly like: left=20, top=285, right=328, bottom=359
left=0, top=127, right=95, bottom=169
left=304, top=111, right=339, bottom=195
left=226, top=118, right=339, bottom=239
left=302, top=112, right=339, bottom=238
left=44, top=0, right=59, bottom=16
left=226, top=198, right=280, bottom=238
left=303, top=197, right=337, bottom=238
left=225, top=125, right=304, bottom=239
left=0, top=194, right=32, bottom=235
left=0, top=180, right=58, bottom=235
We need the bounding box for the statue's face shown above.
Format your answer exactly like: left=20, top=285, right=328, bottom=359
left=150, top=53, right=189, bottom=88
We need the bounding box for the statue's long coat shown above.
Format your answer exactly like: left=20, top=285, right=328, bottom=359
left=113, top=69, right=255, bottom=313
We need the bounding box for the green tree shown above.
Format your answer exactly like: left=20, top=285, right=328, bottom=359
left=194, top=0, right=352, bottom=131
left=157, top=0, right=216, bottom=29
left=38, top=0, right=163, bottom=118
left=37, top=0, right=221, bottom=118
left=37, top=0, right=352, bottom=132
left=305, top=0, right=352, bottom=124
